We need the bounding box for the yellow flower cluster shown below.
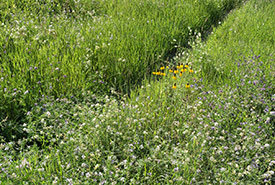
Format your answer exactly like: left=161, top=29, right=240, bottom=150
left=152, top=71, right=166, bottom=76
left=152, top=63, right=194, bottom=89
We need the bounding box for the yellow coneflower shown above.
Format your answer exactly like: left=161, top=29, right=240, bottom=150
left=160, top=66, right=165, bottom=70
left=169, top=69, right=173, bottom=73
left=161, top=73, right=166, bottom=76
left=172, top=83, right=177, bottom=89
left=179, top=72, right=183, bottom=77
left=156, top=71, right=161, bottom=75
left=174, top=70, right=179, bottom=74
left=152, top=72, right=157, bottom=75
left=180, top=63, right=184, bottom=68
left=185, top=83, right=190, bottom=88
left=166, top=66, right=169, bottom=69
left=172, top=74, right=177, bottom=80
left=176, top=65, right=181, bottom=69
left=181, top=68, right=187, bottom=72
left=185, top=63, right=189, bottom=68
left=189, top=68, right=194, bottom=73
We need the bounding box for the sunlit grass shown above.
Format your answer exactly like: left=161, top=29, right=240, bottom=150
left=0, top=0, right=244, bottom=123
left=0, top=0, right=274, bottom=184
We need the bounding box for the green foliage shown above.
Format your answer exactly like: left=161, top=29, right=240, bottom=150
left=1, top=0, right=274, bottom=184
left=0, top=0, right=243, bottom=126
left=1, top=54, right=274, bottom=184
left=3, top=0, right=102, bottom=19
left=196, top=0, right=275, bottom=83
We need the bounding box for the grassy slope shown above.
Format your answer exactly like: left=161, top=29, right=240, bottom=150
left=199, top=0, right=275, bottom=83
left=0, top=0, right=275, bottom=184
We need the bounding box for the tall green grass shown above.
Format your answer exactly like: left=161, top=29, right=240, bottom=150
left=191, top=0, right=275, bottom=84
left=0, top=0, right=243, bottom=125
left=0, top=0, right=274, bottom=184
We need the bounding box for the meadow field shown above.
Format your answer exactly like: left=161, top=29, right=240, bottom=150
left=0, top=0, right=274, bottom=184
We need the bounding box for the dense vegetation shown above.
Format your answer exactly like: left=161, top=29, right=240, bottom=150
left=0, top=0, right=243, bottom=124
left=0, top=0, right=274, bottom=184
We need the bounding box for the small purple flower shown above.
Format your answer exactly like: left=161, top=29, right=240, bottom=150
left=174, top=167, right=179, bottom=172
